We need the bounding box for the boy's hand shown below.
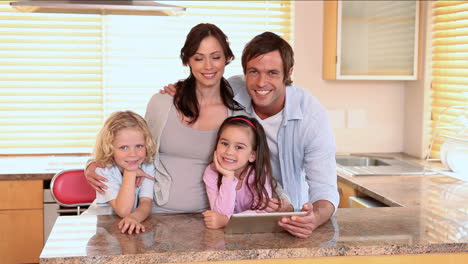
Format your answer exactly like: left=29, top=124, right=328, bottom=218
left=135, top=168, right=155, bottom=187
left=202, top=210, right=229, bottom=229
left=85, top=161, right=107, bottom=193
left=213, top=151, right=235, bottom=179
left=159, top=83, right=177, bottom=96
left=118, top=215, right=145, bottom=234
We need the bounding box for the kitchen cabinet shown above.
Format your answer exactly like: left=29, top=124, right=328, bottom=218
left=338, top=179, right=385, bottom=208
left=323, top=0, right=421, bottom=80
left=338, top=179, right=357, bottom=208
left=0, top=180, right=43, bottom=264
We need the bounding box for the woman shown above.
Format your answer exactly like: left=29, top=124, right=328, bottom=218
left=86, top=23, right=245, bottom=213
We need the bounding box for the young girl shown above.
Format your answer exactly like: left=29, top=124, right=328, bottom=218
left=89, top=110, right=157, bottom=234
left=202, top=115, right=284, bottom=229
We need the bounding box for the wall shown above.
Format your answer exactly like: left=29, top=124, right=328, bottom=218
left=403, top=1, right=431, bottom=159
left=293, top=1, right=426, bottom=156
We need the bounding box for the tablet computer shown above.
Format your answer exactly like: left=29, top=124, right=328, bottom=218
left=224, top=211, right=307, bottom=234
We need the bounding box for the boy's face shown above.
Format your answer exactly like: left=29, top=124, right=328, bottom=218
left=112, top=128, right=146, bottom=172
left=244, top=50, right=288, bottom=119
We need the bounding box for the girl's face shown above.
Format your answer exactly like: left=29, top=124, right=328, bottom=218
left=216, top=125, right=256, bottom=177
left=112, top=127, right=146, bottom=173
left=188, top=36, right=226, bottom=90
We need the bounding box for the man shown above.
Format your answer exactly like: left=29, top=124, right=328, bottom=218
left=228, top=32, right=338, bottom=238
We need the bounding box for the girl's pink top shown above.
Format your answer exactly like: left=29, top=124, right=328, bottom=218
left=203, top=164, right=273, bottom=216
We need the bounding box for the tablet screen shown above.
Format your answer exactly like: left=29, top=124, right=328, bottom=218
left=224, top=212, right=307, bottom=234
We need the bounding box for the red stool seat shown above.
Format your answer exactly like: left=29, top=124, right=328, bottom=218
left=51, top=169, right=95, bottom=208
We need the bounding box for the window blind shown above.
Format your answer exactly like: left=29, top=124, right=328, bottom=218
left=429, top=0, right=468, bottom=158
left=0, top=1, right=293, bottom=155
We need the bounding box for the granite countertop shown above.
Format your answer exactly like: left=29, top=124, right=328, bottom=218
left=39, top=153, right=468, bottom=263
left=336, top=152, right=458, bottom=207
left=41, top=205, right=467, bottom=263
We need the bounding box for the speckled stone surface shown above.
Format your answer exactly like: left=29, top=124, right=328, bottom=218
left=336, top=153, right=463, bottom=207
left=40, top=201, right=468, bottom=263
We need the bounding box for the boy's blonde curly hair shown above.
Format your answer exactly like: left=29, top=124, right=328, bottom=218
left=93, top=111, right=156, bottom=167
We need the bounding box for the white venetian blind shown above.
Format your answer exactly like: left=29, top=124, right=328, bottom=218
left=429, top=0, right=468, bottom=158
left=0, top=1, right=293, bottom=155
left=0, top=1, right=102, bottom=154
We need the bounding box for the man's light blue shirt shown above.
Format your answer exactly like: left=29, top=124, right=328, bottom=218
left=229, top=76, right=339, bottom=211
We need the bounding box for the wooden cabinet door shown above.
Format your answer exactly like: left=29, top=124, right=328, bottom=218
left=0, top=180, right=44, bottom=264
left=0, top=209, right=44, bottom=264
left=0, top=180, right=43, bottom=210
left=337, top=180, right=357, bottom=208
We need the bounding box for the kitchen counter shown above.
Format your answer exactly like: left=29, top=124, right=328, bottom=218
left=3, top=153, right=465, bottom=263
left=41, top=206, right=467, bottom=264
left=39, top=153, right=468, bottom=263
left=336, top=153, right=461, bottom=207
left=0, top=155, right=89, bottom=180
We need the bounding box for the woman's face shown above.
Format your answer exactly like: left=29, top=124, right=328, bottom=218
left=188, top=36, right=226, bottom=90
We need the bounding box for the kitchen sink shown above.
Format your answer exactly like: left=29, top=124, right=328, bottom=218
left=336, top=155, right=432, bottom=176
left=336, top=156, right=390, bottom=167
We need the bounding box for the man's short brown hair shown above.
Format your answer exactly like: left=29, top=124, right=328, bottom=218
left=241, top=32, right=294, bottom=86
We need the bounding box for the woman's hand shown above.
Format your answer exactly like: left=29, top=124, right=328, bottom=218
left=202, top=210, right=229, bottom=229
left=118, top=215, right=145, bottom=234
left=213, top=151, right=235, bottom=179
left=84, top=161, right=107, bottom=193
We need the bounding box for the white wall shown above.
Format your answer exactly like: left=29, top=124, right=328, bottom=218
left=293, top=1, right=426, bottom=156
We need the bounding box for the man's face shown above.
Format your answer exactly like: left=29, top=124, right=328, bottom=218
left=245, top=50, right=288, bottom=119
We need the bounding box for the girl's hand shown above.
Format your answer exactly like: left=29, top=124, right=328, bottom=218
left=202, top=210, right=229, bottom=229
left=118, top=215, right=145, bottom=234
left=213, top=151, right=235, bottom=179
left=261, top=198, right=294, bottom=212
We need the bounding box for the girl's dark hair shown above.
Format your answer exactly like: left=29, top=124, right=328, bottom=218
left=174, top=23, right=241, bottom=124
left=214, top=115, right=279, bottom=210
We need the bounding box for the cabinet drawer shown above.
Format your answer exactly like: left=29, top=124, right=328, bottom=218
left=0, top=180, right=43, bottom=210
left=349, top=196, right=386, bottom=208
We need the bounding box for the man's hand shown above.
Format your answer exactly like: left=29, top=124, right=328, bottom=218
left=159, top=83, right=177, bottom=96
left=278, top=200, right=334, bottom=239
left=262, top=198, right=294, bottom=212
left=85, top=161, right=107, bottom=193
left=202, top=210, right=229, bottom=229
left=118, top=215, right=145, bottom=234
left=278, top=202, right=318, bottom=239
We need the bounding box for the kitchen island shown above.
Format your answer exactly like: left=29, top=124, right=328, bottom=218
left=40, top=173, right=468, bottom=263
